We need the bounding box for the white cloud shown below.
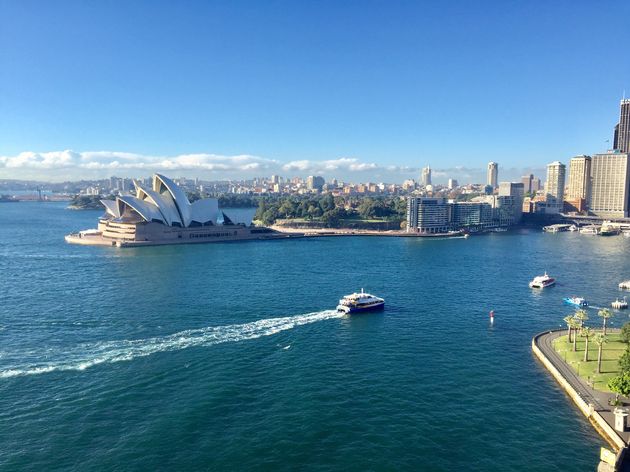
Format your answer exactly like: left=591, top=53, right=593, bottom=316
left=0, top=149, right=539, bottom=184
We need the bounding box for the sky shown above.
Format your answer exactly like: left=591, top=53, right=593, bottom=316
left=1, top=0, right=629, bottom=183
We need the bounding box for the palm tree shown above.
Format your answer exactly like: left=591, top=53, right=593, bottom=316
left=581, top=327, right=593, bottom=362
left=574, top=309, right=589, bottom=328
left=598, top=308, right=614, bottom=335
left=570, top=318, right=581, bottom=352
left=564, top=315, right=574, bottom=343
left=595, top=332, right=608, bottom=374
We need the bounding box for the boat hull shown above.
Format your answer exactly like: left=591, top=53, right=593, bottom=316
left=563, top=298, right=588, bottom=307
left=529, top=280, right=555, bottom=289
left=337, top=302, right=385, bottom=314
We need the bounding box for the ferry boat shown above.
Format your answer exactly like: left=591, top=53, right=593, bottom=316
left=612, top=298, right=628, bottom=310
left=529, top=273, right=556, bottom=289
left=563, top=296, right=588, bottom=307
left=619, top=280, right=630, bottom=290
left=336, top=289, right=385, bottom=314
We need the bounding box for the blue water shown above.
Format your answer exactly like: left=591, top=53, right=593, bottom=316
left=1, top=202, right=628, bottom=471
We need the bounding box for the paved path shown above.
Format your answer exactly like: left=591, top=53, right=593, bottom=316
left=534, top=329, right=630, bottom=445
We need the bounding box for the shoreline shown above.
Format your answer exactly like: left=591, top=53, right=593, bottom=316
left=532, top=329, right=629, bottom=468
left=270, top=225, right=468, bottom=238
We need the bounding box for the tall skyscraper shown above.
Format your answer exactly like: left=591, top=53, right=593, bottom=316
left=487, top=162, right=498, bottom=188
left=521, top=174, right=533, bottom=194
left=545, top=161, right=566, bottom=213
left=447, top=178, right=458, bottom=190
left=421, top=165, right=432, bottom=187
left=566, top=155, right=591, bottom=202
left=614, top=99, right=630, bottom=152
left=589, top=151, right=630, bottom=218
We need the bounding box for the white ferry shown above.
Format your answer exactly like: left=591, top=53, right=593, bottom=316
left=579, top=225, right=600, bottom=235
left=529, top=273, right=556, bottom=289
left=612, top=298, right=628, bottom=310
left=336, top=289, right=385, bottom=314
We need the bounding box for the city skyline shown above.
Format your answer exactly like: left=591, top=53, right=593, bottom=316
left=1, top=1, right=629, bottom=182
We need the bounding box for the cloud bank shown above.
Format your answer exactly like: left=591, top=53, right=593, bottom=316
left=0, top=149, right=539, bottom=184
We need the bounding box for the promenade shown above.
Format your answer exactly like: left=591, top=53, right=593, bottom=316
left=533, top=329, right=630, bottom=447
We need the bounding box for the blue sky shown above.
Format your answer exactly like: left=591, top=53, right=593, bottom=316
left=1, top=0, right=629, bottom=182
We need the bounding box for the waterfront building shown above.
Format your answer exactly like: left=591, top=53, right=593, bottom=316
left=487, top=162, right=498, bottom=189
left=421, top=166, right=432, bottom=187
left=66, top=174, right=286, bottom=247
left=448, top=178, right=458, bottom=190
left=498, top=182, right=525, bottom=223
left=451, top=201, right=493, bottom=230
left=544, top=161, right=566, bottom=214
left=406, top=197, right=449, bottom=233
left=589, top=151, right=630, bottom=218
left=614, top=99, right=630, bottom=152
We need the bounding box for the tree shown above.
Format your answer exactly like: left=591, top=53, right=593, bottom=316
left=608, top=373, right=630, bottom=404
left=581, top=327, right=593, bottom=362
left=574, top=309, right=588, bottom=328
left=620, top=322, right=630, bottom=344
left=570, top=318, right=581, bottom=352
left=598, top=308, right=614, bottom=335
left=619, top=349, right=630, bottom=374
left=564, top=315, right=574, bottom=344
left=595, top=332, right=608, bottom=374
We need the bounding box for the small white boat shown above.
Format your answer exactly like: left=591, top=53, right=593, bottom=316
left=623, top=230, right=630, bottom=238
left=529, top=272, right=556, bottom=289
left=563, top=296, right=588, bottom=307
left=580, top=225, right=600, bottom=235
left=620, top=280, right=630, bottom=290
left=612, top=298, right=628, bottom=309
left=568, top=225, right=578, bottom=232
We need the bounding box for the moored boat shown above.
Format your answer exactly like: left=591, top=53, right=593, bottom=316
left=529, top=272, right=556, bottom=289
left=612, top=298, right=628, bottom=309
left=336, top=289, right=385, bottom=314
left=620, top=280, right=630, bottom=290
left=563, top=296, right=588, bottom=307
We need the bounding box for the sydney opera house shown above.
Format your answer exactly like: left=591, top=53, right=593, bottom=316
left=65, top=173, right=292, bottom=247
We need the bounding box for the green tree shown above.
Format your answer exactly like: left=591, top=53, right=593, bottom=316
left=598, top=308, right=614, bottom=335
left=570, top=318, right=580, bottom=352
left=595, top=332, right=608, bottom=374
left=618, top=348, right=630, bottom=374
left=564, top=315, right=575, bottom=344
left=581, top=327, right=593, bottom=362
left=620, top=322, right=630, bottom=344
left=574, top=309, right=588, bottom=328
left=608, top=373, right=630, bottom=403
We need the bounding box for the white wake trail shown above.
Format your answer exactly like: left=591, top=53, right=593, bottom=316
left=0, top=310, right=343, bottom=379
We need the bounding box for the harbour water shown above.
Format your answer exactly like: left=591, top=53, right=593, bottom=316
left=2, top=202, right=630, bottom=470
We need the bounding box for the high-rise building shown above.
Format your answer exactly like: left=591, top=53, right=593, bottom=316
left=566, top=155, right=591, bottom=202
left=270, top=175, right=280, bottom=184
left=498, top=182, right=525, bottom=223
left=521, top=174, right=533, bottom=194
left=487, top=162, right=498, bottom=188
left=447, top=178, right=458, bottom=190
left=589, top=151, right=630, bottom=218
left=531, top=177, right=541, bottom=192
left=421, top=166, right=432, bottom=187
left=544, top=161, right=566, bottom=213
left=306, top=175, right=325, bottom=191
left=614, top=99, right=630, bottom=153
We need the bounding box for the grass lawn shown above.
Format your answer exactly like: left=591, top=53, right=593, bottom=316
left=552, top=332, right=626, bottom=392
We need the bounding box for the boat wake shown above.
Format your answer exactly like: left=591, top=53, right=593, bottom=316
left=0, top=310, right=342, bottom=379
